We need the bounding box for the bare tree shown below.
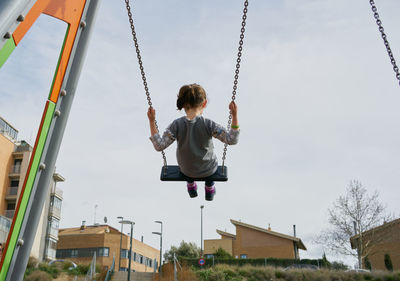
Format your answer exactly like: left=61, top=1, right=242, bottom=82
left=316, top=180, right=392, bottom=269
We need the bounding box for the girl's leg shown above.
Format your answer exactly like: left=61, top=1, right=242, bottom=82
left=205, top=179, right=216, bottom=201
left=183, top=174, right=198, bottom=198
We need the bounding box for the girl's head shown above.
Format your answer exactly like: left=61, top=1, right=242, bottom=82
left=177, top=84, right=207, bottom=111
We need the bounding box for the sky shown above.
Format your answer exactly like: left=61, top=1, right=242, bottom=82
left=1, top=0, right=400, bottom=267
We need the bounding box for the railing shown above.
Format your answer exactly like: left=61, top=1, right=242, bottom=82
left=7, top=186, right=18, bottom=196
left=105, top=255, right=116, bottom=281
left=5, top=210, right=15, bottom=219
left=9, top=165, right=21, bottom=174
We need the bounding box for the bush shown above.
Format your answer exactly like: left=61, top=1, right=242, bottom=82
left=364, top=256, right=372, bottom=271
left=384, top=254, right=393, bottom=271
left=26, top=257, right=38, bottom=269
left=37, top=262, right=60, bottom=278
left=24, top=270, right=52, bottom=281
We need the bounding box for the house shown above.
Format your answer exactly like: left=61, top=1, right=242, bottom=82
left=350, top=218, right=400, bottom=271
left=57, top=223, right=160, bottom=272
left=204, top=219, right=306, bottom=259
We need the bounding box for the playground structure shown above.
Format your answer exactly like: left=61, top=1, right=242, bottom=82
left=0, top=0, right=100, bottom=280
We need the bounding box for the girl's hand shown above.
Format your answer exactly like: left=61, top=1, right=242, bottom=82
left=147, top=107, right=156, bottom=122
left=229, top=101, right=238, bottom=116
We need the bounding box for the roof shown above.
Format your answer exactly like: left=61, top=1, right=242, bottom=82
left=216, top=229, right=236, bottom=239
left=230, top=219, right=307, bottom=250
left=350, top=218, right=400, bottom=248
left=58, top=224, right=120, bottom=236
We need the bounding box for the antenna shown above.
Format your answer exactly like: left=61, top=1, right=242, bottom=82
left=94, top=204, right=98, bottom=224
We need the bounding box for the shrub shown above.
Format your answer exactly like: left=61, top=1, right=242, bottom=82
left=384, top=254, right=393, bottom=271
left=24, top=270, right=52, bottom=281
left=37, top=262, right=60, bottom=278
left=26, top=257, right=38, bottom=269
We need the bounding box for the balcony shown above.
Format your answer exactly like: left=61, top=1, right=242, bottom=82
left=49, top=207, right=61, bottom=219
left=51, top=187, right=63, bottom=199
left=5, top=186, right=18, bottom=200
left=5, top=210, right=15, bottom=219
left=9, top=165, right=21, bottom=178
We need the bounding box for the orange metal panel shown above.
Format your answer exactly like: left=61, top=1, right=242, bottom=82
left=12, top=0, right=86, bottom=103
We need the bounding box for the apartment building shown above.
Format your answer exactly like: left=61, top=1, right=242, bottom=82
left=57, top=224, right=160, bottom=272
left=204, top=219, right=306, bottom=259
left=0, top=116, right=64, bottom=261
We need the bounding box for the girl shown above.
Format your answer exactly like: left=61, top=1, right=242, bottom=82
left=148, top=84, right=239, bottom=201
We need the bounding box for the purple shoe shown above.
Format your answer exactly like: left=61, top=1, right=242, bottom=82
left=187, top=182, right=198, bottom=198
left=205, top=185, right=216, bottom=201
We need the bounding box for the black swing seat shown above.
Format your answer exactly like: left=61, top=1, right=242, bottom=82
left=160, top=165, right=228, bottom=182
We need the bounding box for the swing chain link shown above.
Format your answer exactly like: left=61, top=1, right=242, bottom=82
left=124, top=0, right=167, bottom=166
left=222, top=0, right=249, bottom=168
left=369, top=0, right=400, bottom=86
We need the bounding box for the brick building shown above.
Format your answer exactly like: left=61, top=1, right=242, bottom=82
left=204, top=219, right=306, bottom=259
left=57, top=224, right=160, bottom=272
left=350, top=218, right=400, bottom=271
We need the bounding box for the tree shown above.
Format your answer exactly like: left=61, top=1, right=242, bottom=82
left=163, top=241, right=201, bottom=262
left=213, top=247, right=232, bottom=259
left=316, top=180, right=392, bottom=269
left=384, top=253, right=393, bottom=271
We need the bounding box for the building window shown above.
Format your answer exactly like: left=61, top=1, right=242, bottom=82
left=98, top=247, right=109, bottom=257
left=121, top=249, right=129, bottom=259
left=240, top=254, right=247, bottom=259
left=50, top=196, right=62, bottom=210
left=48, top=218, right=60, bottom=237
left=45, top=237, right=58, bottom=260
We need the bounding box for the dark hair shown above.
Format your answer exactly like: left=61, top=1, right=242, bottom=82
left=177, top=84, right=207, bottom=110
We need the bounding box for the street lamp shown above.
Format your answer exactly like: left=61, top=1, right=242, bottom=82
left=200, top=205, right=204, bottom=257
left=152, top=221, right=163, bottom=279
left=117, top=216, right=124, bottom=271
left=119, top=220, right=135, bottom=281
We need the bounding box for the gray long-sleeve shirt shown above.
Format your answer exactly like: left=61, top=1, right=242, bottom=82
left=150, top=115, right=239, bottom=178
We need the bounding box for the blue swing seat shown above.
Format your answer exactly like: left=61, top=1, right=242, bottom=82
left=160, top=165, right=228, bottom=181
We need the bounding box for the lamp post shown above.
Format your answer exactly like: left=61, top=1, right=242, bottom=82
left=119, top=220, right=135, bottom=281
left=200, top=205, right=204, bottom=257
left=117, top=216, right=124, bottom=271
left=152, top=220, right=163, bottom=279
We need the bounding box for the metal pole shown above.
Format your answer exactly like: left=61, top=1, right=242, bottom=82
left=127, top=223, right=133, bottom=281
left=118, top=216, right=124, bottom=271
left=160, top=224, right=163, bottom=278
left=200, top=205, right=204, bottom=257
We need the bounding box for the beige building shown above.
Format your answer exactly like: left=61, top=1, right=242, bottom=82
left=350, top=218, right=400, bottom=271
left=0, top=116, right=64, bottom=261
left=57, top=224, right=160, bottom=272
left=204, top=219, right=306, bottom=259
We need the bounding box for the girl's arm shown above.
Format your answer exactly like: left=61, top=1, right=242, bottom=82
left=230, top=101, right=239, bottom=129
left=147, top=108, right=176, bottom=151
left=147, top=107, right=158, bottom=136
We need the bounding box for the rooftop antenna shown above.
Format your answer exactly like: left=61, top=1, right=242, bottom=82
left=94, top=204, right=98, bottom=224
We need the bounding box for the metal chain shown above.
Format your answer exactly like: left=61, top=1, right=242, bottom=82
left=222, top=0, right=249, bottom=168
left=369, top=0, right=400, bottom=86
left=124, top=0, right=167, bottom=166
